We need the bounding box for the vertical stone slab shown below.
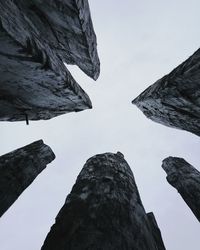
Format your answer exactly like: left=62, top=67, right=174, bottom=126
left=162, top=157, right=200, bottom=222
left=0, top=140, right=55, bottom=217
left=42, top=152, right=165, bottom=250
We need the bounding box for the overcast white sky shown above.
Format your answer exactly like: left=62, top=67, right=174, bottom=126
left=0, top=1, right=200, bottom=249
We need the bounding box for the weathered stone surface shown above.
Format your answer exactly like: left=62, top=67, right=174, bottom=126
left=14, top=0, right=100, bottom=80
left=41, top=152, right=165, bottom=250
left=147, top=212, right=166, bottom=250
left=132, top=49, right=200, bottom=136
left=0, top=0, right=99, bottom=121
left=162, top=157, right=200, bottom=222
left=0, top=140, right=55, bottom=217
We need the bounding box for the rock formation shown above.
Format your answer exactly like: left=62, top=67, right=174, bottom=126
left=147, top=212, right=166, bottom=250
left=0, top=0, right=100, bottom=122
left=41, top=152, right=165, bottom=250
left=162, top=157, right=200, bottom=222
left=132, top=49, right=200, bottom=136
left=0, top=140, right=55, bottom=217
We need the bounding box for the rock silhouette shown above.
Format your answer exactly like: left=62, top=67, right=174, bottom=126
left=0, top=0, right=99, bottom=121
left=132, top=49, right=200, bottom=136
left=41, top=152, right=165, bottom=250
left=162, top=157, right=200, bottom=222
left=147, top=212, right=166, bottom=250
left=0, top=140, right=55, bottom=217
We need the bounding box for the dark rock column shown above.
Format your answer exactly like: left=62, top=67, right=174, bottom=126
left=162, top=157, right=200, bottom=222
left=132, top=49, right=200, bottom=136
left=41, top=152, right=165, bottom=250
left=27, top=0, right=100, bottom=80
left=0, top=140, right=55, bottom=217
left=0, top=0, right=100, bottom=122
left=147, top=212, right=166, bottom=250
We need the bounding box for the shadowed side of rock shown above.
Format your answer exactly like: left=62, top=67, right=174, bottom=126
left=0, top=0, right=99, bottom=121
left=0, top=140, right=55, bottom=217
left=41, top=152, right=165, bottom=250
left=132, top=49, right=200, bottom=136
left=147, top=212, right=166, bottom=250
left=26, top=0, right=100, bottom=80
left=162, top=157, right=200, bottom=222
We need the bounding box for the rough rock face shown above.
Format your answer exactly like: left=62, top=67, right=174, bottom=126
left=0, top=140, right=55, bottom=217
left=147, top=212, right=166, bottom=250
left=41, top=152, right=165, bottom=250
left=132, top=49, right=200, bottom=136
left=0, top=0, right=99, bottom=121
left=162, top=157, right=200, bottom=222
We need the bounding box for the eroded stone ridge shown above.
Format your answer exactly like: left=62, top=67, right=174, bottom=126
left=41, top=152, right=165, bottom=250
left=132, top=49, right=200, bottom=136
left=162, top=157, right=200, bottom=222
left=0, top=140, right=55, bottom=217
left=0, top=0, right=99, bottom=121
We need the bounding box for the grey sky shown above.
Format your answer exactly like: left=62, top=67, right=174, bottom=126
left=0, top=0, right=200, bottom=249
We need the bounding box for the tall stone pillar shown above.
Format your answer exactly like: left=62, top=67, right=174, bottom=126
left=0, top=140, right=55, bottom=217
left=162, top=156, right=200, bottom=222
left=42, top=152, right=165, bottom=250
left=132, top=48, right=200, bottom=136
left=0, top=0, right=100, bottom=121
